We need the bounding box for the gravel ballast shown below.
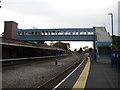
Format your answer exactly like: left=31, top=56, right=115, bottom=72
left=2, top=54, right=83, bottom=88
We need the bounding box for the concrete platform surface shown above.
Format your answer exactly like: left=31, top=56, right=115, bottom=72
left=85, top=60, right=118, bottom=88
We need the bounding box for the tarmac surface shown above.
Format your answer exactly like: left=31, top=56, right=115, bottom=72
left=85, top=59, right=118, bottom=88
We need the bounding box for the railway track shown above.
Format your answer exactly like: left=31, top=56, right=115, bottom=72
left=36, top=56, right=87, bottom=89
left=2, top=54, right=86, bottom=89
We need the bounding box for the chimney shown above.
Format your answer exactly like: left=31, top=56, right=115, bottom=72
left=4, top=21, right=18, bottom=39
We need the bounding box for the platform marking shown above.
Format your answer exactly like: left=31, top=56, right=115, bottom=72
left=72, top=57, right=91, bottom=89
left=52, top=58, right=86, bottom=90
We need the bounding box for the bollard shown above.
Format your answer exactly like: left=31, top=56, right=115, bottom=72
left=55, top=59, right=58, bottom=65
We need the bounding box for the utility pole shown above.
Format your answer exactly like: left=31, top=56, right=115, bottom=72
left=0, top=0, right=1, bottom=8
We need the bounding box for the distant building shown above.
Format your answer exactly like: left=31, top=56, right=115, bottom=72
left=118, top=1, right=120, bottom=36
left=3, top=21, right=18, bottom=39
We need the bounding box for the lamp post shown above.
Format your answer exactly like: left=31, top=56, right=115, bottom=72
left=108, top=13, right=113, bottom=39
left=108, top=13, right=114, bottom=64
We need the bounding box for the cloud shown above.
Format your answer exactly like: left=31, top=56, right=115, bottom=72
left=0, top=0, right=119, bottom=35
left=3, top=0, right=54, bottom=16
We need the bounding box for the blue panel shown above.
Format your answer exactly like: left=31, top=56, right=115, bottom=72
left=17, top=34, right=95, bottom=41
left=96, top=42, right=112, bottom=47
left=112, top=51, right=120, bottom=66
left=18, top=39, right=95, bottom=41
left=17, top=38, right=95, bottom=41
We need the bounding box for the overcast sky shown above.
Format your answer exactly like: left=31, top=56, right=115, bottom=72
left=0, top=0, right=119, bottom=50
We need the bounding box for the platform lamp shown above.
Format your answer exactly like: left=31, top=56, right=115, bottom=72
left=108, top=13, right=114, bottom=64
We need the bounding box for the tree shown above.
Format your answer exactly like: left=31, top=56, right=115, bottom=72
left=74, top=48, right=77, bottom=51
left=87, top=48, right=93, bottom=53
left=53, top=41, right=69, bottom=50
left=83, top=46, right=88, bottom=51
left=1, top=32, right=4, bottom=36
left=113, top=36, right=120, bottom=51
left=77, top=47, right=83, bottom=53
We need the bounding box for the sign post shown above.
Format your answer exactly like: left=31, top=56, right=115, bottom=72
left=55, top=49, right=61, bottom=65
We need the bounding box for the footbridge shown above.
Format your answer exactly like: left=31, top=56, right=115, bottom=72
left=17, top=27, right=112, bottom=62
left=17, top=28, right=95, bottom=41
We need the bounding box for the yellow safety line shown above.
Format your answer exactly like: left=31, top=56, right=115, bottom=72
left=72, top=57, right=91, bottom=89
left=82, top=58, right=90, bottom=88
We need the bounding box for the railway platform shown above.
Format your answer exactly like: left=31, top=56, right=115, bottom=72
left=85, top=59, right=118, bottom=89
left=53, top=57, right=119, bottom=89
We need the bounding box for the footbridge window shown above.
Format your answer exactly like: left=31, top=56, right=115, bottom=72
left=18, top=32, right=22, bottom=35
left=58, top=31, right=64, bottom=35
left=22, top=32, right=25, bottom=35
left=83, top=32, right=87, bottom=35
left=80, top=32, right=83, bottom=35
left=73, top=31, right=76, bottom=35
left=65, top=31, right=71, bottom=35
left=88, top=31, right=94, bottom=35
